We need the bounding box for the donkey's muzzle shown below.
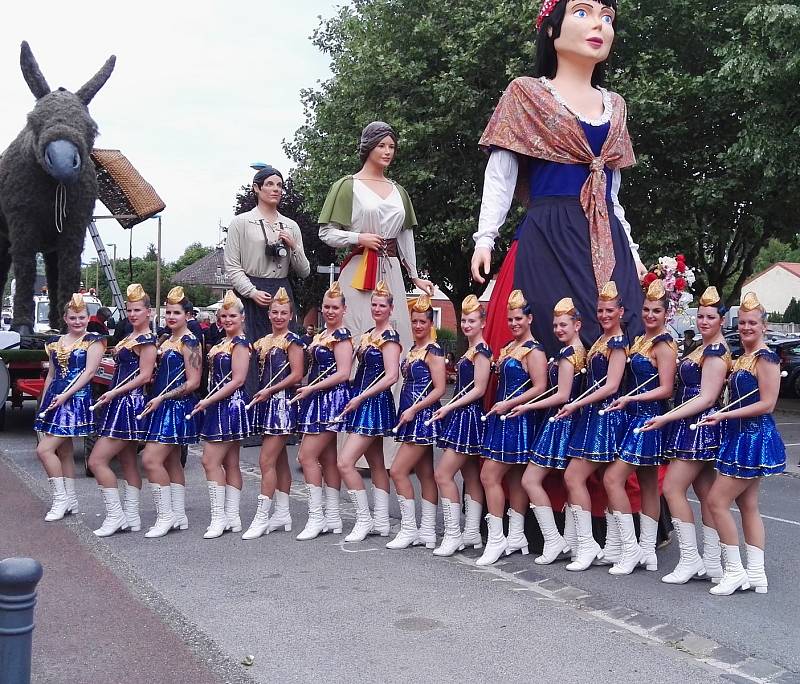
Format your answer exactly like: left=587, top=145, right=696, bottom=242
left=44, top=139, right=81, bottom=183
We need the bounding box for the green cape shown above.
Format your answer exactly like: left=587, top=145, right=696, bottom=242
left=318, top=176, right=417, bottom=229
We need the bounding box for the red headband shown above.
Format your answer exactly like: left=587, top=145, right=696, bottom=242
left=536, top=0, right=607, bottom=30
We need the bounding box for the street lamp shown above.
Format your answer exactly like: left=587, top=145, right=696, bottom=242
left=105, top=243, right=117, bottom=267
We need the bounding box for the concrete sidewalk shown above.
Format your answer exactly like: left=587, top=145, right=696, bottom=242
left=0, top=457, right=247, bottom=684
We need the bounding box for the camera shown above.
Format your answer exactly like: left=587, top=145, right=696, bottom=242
left=265, top=240, right=288, bottom=260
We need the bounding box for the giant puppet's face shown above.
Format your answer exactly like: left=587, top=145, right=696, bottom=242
left=553, top=0, right=615, bottom=65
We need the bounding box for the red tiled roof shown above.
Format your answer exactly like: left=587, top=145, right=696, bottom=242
left=744, top=262, right=800, bottom=286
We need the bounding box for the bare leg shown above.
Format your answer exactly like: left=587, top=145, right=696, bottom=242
left=480, top=460, right=512, bottom=517
left=413, top=448, right=437, bottom=504
left=521, top=462, right=553, bottom=508
left=117, top=443, right=142, bottom=488
left=222, top=443, right=243, bottom=489
left=663, top=460, right=705, bottom=522
left=141, top=442, right=174, bottom=486
left=257, top=436, right=288, bottom=497
left=276, top=444, right=291, bottom=493
left=390, top=443, right=425, bottom=499
left=693, top=463, right=717, bottom=527
left=298, top=433, right=327, bottom=487
left=603, top=460, right=637, bottom=514
left=505, top=466, right=528, bottom=513
left=434, top=448, right=466, bottom=503
left=364, top=439, right=391, bottom=492
left=337, top=434, right=375, bottom=491
left=36, top=435, right=70, bottom=477
left=201, top=441, right=229, bottom=486
left=636, top=467, right=661, bottom=521
left=735, top=480, right=765, bottom=549
left=707, top=474, right=753, bottom=546
left=57, top=439, right=76, bottom=479
left=87, top=437, right=124, bottom=488
left=319, top=435, right=341, bottom=491
left=165, top=446, right=185, bottom=485
left=564, top=458, right=602, bottom=511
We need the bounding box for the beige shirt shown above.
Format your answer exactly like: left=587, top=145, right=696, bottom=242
left=224, top=207, right=311, bottom=297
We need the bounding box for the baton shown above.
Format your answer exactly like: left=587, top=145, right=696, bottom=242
left=136, top=369, right=186, bottom=420
left=501, top=368, right=587, bottom=422
left=599, top=373, right=659, bottom=416
left=38, top=372, right=85, bottom=418
left=245, top=361, right=292, bottom=410
left=186, top=371, right=233, bottom=419
left=392, top=380, right=433, bottom=434
left=89, top=367, right=140, bottom=412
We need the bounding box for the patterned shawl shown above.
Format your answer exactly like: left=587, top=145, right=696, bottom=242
left=479, top=77, right=636, bottom=291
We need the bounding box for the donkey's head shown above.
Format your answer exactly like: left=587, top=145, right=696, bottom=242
left=20, top=41, right=115, bottom=185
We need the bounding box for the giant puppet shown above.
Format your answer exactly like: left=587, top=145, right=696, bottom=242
left=0, top=42, right=115, bottom=333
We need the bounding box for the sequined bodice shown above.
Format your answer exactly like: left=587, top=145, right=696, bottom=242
left=401, top=355, right=433, bottom=397
left=353, top=344, right=385, bottom=391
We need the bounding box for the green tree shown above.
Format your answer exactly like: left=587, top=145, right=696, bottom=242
left=753, top=239, right=800, bottom=275
left=784, top=298, right=800, bottom=324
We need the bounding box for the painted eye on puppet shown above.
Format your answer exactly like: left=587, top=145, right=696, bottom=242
left=574, top=8, right=588, bottom=17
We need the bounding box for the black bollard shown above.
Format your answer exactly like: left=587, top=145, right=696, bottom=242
left=0, top=558, right=44, bottom=684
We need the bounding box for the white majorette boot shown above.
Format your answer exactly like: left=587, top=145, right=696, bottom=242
left=45, top=477, right=69, bottom=521
left=145, top=484, right=175, bottom=538
left=609, top=511, right=644, bottom=575
left=531, top=504, right=570, bottom=565
left=745, top=543, right=768, bottom=594
left=566, top=505, right=603, bottom=571
left=386, top=496, right=420, bottom=549
left=433, top=498, right=464, bottom=557
left=372, top=487, right=391, bottom=537
left=638, top=513, right=658, bottom=571
left=418, top=499, right=437, bottom=549
left=662, top=519, right=706, bottom=584
left=462, top=494, right=483, bottom=549
left=324, top=485, right=343, bottom=534
left=505, top=508, right=529, bottom=557
left=63, top=477, right=79, bottom=514
left=709, top=544, right=750, bottom=595
left=345, top=489, right=374, bottom=542
left=267, top=490, right=292, bottom=532
left=703, top=525, right=724, bottom=581
left=297, top=485, right=327, bottom=541
left=169, top=483, right=188, bottom=531
left=476, top=513, right=507, bottom=566
left=597, top=509, right=621, bottom=566
left=94, top=486, right=129, bottom=537
left=242, top=495, right=271, bottom=540
left=203, top=481, right=227, bottom=539
left=563, top=504, right=577, bottom=561
left=123, top=482, right=142, bottom=532
left=224, top=485, right=242, bottom=533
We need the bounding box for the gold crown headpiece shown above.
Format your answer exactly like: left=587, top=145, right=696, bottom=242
left=698, top=286, right=721, bottom=307
left=461, top=294, right=482, bottom=315
left=409, top=294, right=432, bottom=313
left=599, top=281, right=619, bottom=302
left=373, top=280, right=391, bottom=299
left=507, top=289, right=527, bottom=311
left=166, top=286, right=185, bottom=305
left=126, top=283, right=147, bottom=303
left=740, top=291, right=764, bottom=313
left=553, top=297, right=577, bottom=317
left=645, top=279, right=667, bottom=301
left=325, top=281, right=344, bottom=300
left=222, top=289, right=242, bottom=310
left=272, top=287, right=290, bottom=305
left=67, top=292, right=86, bottom=312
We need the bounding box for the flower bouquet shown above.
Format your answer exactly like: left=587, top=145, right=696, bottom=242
left=641, top=254, right=695, bottom=321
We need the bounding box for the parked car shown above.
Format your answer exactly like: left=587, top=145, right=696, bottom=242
left=770, top=339, right=800, bottom=397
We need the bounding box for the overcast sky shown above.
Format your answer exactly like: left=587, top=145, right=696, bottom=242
left=0, top=1, right=337, bottom=265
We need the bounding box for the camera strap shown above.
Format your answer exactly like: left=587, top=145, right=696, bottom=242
left=258, top=219, right=286, bottom=244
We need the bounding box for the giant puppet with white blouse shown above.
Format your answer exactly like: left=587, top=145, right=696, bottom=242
left=470, top=0, right=646, bottom=355
left=318, top=122, right=434, bottom=355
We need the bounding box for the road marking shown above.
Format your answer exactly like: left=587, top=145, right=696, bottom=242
left=782, top=442, right=800, bottom=447
left=776, top=422, right=800, bottom=426
left=688, top=497, right=800, bottom=527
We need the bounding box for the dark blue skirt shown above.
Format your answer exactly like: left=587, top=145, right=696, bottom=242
left=513, top=196, right=644, bottom=357
left=297, top=383, right=350, bottom=434
left=716, top=415, right=786, bottom=479
left=144, top=396, right=200, bottom=445
left=200, top=389, right=251, bottom=442
left=437, top=402, right=485, bottom=456
left=97, top=388, right=148, bottom=441
left=346, top=389, right=396, bottom=437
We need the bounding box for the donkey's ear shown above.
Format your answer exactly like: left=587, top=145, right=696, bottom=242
left=20, top=41, right=50, bottom=99
left=75, top=55, right=116, bottom=105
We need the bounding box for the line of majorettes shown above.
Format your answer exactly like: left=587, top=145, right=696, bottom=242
left=34, top=279, right=786, bottom=596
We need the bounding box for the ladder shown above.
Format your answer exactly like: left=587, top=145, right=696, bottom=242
left=87, top=221, right=125, bottom=312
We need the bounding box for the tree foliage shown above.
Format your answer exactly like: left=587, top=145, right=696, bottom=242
left=784, top=297, right=800, bottom=324
left=286, top=0, right=798, bottom=312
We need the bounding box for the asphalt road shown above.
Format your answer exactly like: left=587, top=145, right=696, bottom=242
left=2, top=402, right=799, bottom=683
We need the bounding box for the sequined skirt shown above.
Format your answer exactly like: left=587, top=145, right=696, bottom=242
left=346, top=388, right=396, bottom=437
left=96, top=388, right=148, bottom=441
left=437, top=402, right=485, bottom=456
left=394, top=402, right=441, bottom=446
left=716, top=415, right=786, bottom=479
left=567, top=398, right=626, bottom=463
left=297, top=382, right=350, bottom=434
left=482, top=411, right=538, bottom=464
left=529, top=409, right=574, bottom=470
left=667, top=406, right=721, bottom=462
left=143, top=396, right=200, bottom=445
left=618, top=401, right=667, bottom=467
left=252, top=390, right=296, bottom=436
left=200, top=389, right=251, bottom=442
left=34, top=381, right=94, bottom=437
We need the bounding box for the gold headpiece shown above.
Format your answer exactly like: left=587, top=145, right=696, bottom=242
left=461, top=295, right=482, bottom=315
left=553, top=297, right=577, bottom=317
left=698, top=286, right=721, bottom=307
left=222, top=289, right=242, bottom=310
left=599, top=281, right=619, bottom=302
left=126, top=283, right=146, bottom=303
left=507, top=289, right=527, bottom=311
left=645, top=279, right=667, bottom=301
left=67, top=292, right=86, bottom=312
left=409, top=294, right=432, bottom=313
left=740, top=291, right=763, bottom=313
left=373, top=280, right=391, bottom=298
left=272, top=287, right=290, bottom=305
left=325, top=281, right=344, bottom=300
left=166, top=286, right=185, bottom=305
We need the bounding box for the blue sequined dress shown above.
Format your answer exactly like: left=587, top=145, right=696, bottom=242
left=438, top=342, right=492, bottom=456
left=97, top=333, right=157, bottom=440
left=394, top=342, right=444, bottom=445
left=34, top=333, right=104, bottom=437
left=200, top=335, right=252, bottom=441
left=482, top=339, right=544, bottom=463
left=252, top=331, right=305, bottom=436
left=346, top=328, right=401, bottom=436
left=143, top=334, right=200, bottom=445
left=297, top=327, right=352, bottom=434
left=716, top=349, right=786, bottom=478
left=530, top=344, right=586, bottom=470
left=567, top=334, right=628, bottom=462
left=618, top=333, right=676, bottom=466
left=667, top=342, right=730, bottom=461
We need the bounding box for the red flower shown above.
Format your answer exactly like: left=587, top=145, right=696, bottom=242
left=676, top=254, right=685, bottom=261
left=675, top=277, right=686, bottom=292
left=643, top=272, right=658, bottom=286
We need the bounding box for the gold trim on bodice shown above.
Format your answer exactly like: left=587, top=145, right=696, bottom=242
left=629, top=333, right=678, bottom=361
